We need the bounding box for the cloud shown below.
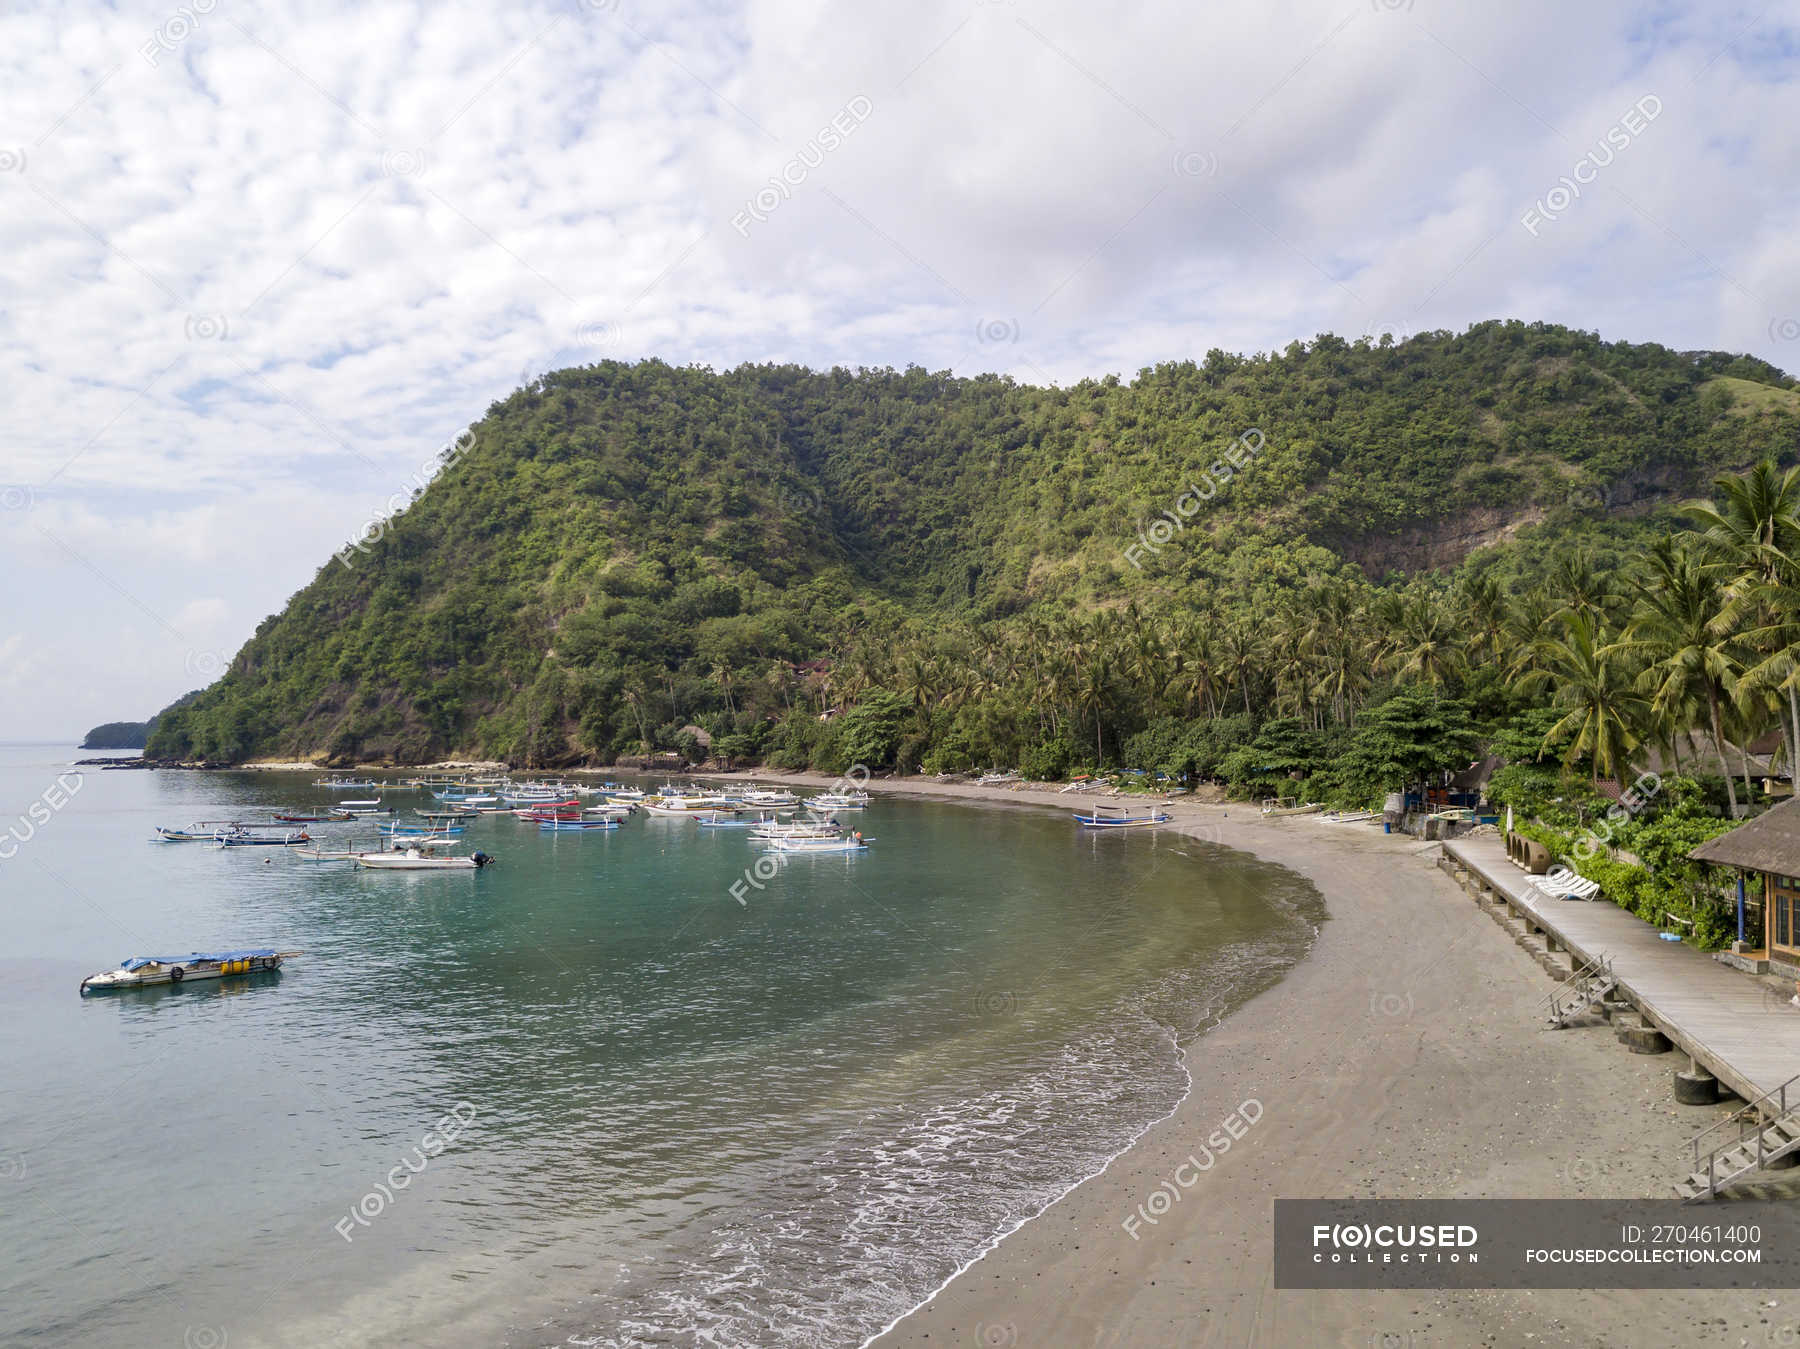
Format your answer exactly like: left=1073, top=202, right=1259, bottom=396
left=1, top=0, right=1796, bottom=733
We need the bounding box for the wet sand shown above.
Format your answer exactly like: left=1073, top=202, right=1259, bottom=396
left=748, top=775, right=1791, bottom=1349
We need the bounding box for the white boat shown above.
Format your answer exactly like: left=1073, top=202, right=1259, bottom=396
left=583, top=804, right=634, bottom=820
left=1072, top=806, right=1171, bottom=828
left=642, top=793, right=734, bottom=815
left=749, top=817, right=842, bottom=840
left=314, top=776, right=377, bottom=790
left=155, top=820, right=251, bottom=842
left=808, top=791, right=869, bottom=809
left=294, top=845, right=363, bottom=860
left=767, top=833, right=870, bottom=853
left=355, top=847, right=495, bottom=870
left=741, top=786, right=800, bottom=807
left=604, top=786, right=646, bottom=802
left=80, top=949, right=296, bottom=993
left=337, top=797, right=383, bottom=808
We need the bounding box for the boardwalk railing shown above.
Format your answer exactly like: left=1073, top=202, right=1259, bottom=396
left=1687, top=1072, right=1800, bottom=1199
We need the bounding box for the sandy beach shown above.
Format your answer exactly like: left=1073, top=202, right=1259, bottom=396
left=727, top=773, right=1794, bottom=1349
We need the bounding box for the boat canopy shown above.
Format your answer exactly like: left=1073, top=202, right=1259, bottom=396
left=119, top=949, right=279, bottom=971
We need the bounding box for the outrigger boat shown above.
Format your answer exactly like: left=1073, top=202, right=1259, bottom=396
left=80, top=948, right=297, bottom=993
left=1072, top=805, right=1171, bottom=828
left=740, top=786, right=800, bottom=807
left=749, top=817, right=842, bottom=840
left=767, top=833, right=870, bottom=854
left=537, top=817, right=618, bottom=831
left=272, top=811, right=333, bottom=823
left=416, top=808, right=479, bottom=821
left=381, top=820, right=465, bottom=835
left=155, top=821, right=251, bottom=842
left=808, top=791, right=869, bottom=810
left=314, top=776, right=377, bottom=790
left=218, top=829, right=311, bottom=847
left=694, top=812, right=758, bottom=828
left=603, top=786, right=646, bottom=803
left=355, top=847, right=494, bottom=870
left=642, top=793, right=734, bottom=815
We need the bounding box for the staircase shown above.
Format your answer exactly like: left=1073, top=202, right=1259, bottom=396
left=1676, top=1073, right=1800, bottom=1201
left=1544, top=953, right=1616, bottom=1029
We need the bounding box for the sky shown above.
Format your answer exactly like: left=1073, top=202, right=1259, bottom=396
left=2, top=0, right=1797, bottom=739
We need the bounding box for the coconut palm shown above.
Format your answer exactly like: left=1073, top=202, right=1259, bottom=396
left=1517, top=611, right=1648, bottom=784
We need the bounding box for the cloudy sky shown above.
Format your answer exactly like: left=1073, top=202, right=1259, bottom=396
left=2, top=0, right=1796, bottom=738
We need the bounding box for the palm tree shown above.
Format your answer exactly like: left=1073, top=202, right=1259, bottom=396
left=1517, top=611, right=1648, bottom=784
left=1392, top=588, right=1463, bottom=690
left=1609, top=539, right=1745, bottom=814
left=1691, top=459, right=1800, bottom=778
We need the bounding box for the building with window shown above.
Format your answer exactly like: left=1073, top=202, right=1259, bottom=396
left=1691, top=797, right=1800, bottom=972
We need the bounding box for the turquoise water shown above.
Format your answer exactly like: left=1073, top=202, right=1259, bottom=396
left=0, top=745, right=1322, bottom=1347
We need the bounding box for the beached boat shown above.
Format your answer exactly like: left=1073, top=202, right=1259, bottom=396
left=1259, top=799, right=1322, bottom=817
left=80, top=948, right=297, bottom=993
left=155, top=821, right=251, bottom=842
left=355, top=847, right=494, bottom=870
left=767, top=833, right=870, bottom=853
left=218, top=830, right=311, bottom=847
left=1072, top=806, right=1171, bottom=828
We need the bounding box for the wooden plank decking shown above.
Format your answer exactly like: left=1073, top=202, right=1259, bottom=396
left=1444, top=835, right=1800, bottom=1106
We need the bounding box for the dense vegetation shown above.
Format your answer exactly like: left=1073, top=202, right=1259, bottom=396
left=80, top=721, right=150, bottom=749
left=148, top=322, right=1799, bottom=805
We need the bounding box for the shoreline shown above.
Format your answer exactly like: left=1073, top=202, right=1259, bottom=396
left=748, top=773, right=1786, bottom=1349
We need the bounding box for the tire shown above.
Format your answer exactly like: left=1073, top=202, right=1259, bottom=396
left=169, top=966, right=185, bottom=983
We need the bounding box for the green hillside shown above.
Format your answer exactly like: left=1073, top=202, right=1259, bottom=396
left=147, top=319, right=1799, bottom=771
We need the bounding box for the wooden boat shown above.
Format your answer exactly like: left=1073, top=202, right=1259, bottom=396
left=272, top=812, right=333, bottom=823
left=1072, top=806, right=1171, bottom=828
left=604, top=786, right=646, bottom=803
left=741, top=786, right=800, bottom=807
left=1259, top=799, right=1322, bottom=817
left=314, top=776, right=377, bottom=790
left=80, top=948, right=297, bottom=993
left=329, top=806, right=394, bottom=819
left=355, top=847, right=494, bottom=870
left=294, top=844, right=363, bottom=860
left=750, top=817, right=842, bottom=840
left=583, top=804, right=633, bottom=819
left=155, top=821, right=251, bottom=842
left=694, top=812, right=757, bottom=828
left=537, top=817, right=618, bottom=831
left=808, top=791, right=869, bottom=810
left=416, top=808, right=478, bottom=821
left=642, top=794, right=733, bottom=815
left=218, top=830, right=311, bottom=847
left=767, top=833, right=870, bottom=853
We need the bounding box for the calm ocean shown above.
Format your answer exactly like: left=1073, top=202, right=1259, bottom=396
left=0, top=745, right=1321, bottom=1347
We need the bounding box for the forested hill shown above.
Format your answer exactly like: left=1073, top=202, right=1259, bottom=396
left=147, top=320, right=1800, bottom=767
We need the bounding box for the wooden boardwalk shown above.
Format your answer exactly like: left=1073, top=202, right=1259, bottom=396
left=1444, top=835, right=1800, bottom=1106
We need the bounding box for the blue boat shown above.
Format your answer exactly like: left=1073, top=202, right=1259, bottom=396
left=80, top=949, right=297, bottom=993
left=537, top=817, right=618, bottom=831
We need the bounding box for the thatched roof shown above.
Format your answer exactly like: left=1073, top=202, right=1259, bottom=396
left=1644, top=731, right=1785, bottom=780
left=1691, top=798, right=1800, bottom=875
